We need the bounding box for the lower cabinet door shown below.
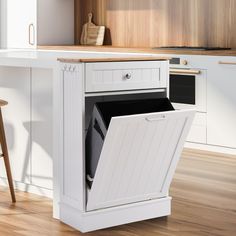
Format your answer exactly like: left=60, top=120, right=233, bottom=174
left=31, top=69, right=53, bottom=190
left=0, top=67, right=31, bottom=183
left=207, top=60, right=236, bottom=148
left=87, top=109, right=195, bottom=211
left=187, top=112, right=207, bottom=144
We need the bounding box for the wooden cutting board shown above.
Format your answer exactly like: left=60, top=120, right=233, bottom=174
left=80, top=13, right=105, bottom=46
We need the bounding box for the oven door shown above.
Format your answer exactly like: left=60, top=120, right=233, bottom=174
left=169, top=68, right=207, bottom=113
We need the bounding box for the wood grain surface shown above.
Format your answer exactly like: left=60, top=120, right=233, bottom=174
left=39, top=45, right=236, bottom=56
left=74, top=0, right=236, bottom=48
left=57, top=56, right=171, bottom=63
left=0, top=148, right=235, bottom=235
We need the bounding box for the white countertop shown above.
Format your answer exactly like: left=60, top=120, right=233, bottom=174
left=0, top=49, right=152, bottom=68
left=1, top=48, right=234, bottom=69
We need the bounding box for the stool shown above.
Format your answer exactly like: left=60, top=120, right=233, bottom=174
left=0, top=99, right=16, bottom=202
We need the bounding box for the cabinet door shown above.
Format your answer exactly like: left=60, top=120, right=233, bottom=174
left=187, top=112, right=207, bottom=144
left=1, top=0, right=37, bottom=48
left=31, top=69, right=53, bottom=190
left=207, top=59, right=236, bottom=148
left=87, top=110, right=195, bottom=211
left=0, top=67, right=31, bottom=183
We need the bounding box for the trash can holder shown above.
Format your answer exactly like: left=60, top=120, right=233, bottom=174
left=85, top=98, right=175, bottom=186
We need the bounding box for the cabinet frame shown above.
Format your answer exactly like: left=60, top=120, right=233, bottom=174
left=58, top=60, right=195, bottom=232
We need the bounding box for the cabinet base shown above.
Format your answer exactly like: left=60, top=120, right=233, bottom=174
left=60, top=197, right=171, bottom=233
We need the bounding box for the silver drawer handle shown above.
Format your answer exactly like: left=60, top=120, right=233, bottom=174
left=219, top=61, right=236, bottom=65
left=145, top=115, right=166, bottom=122
left=124, top=73, right=132, bottom=80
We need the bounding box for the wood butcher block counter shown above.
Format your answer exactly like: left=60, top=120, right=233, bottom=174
left=58, top=56, right=171, bottom=63
left=39, top=45, right=236, bottom=57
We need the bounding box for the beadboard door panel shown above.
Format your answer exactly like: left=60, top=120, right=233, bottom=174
left=87, top=109, right=195, bottom=211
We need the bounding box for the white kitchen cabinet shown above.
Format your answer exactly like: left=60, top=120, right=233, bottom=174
left=207, top=58, right=236, bottom=149
left=0, top=0, right=37, bottom=49
left=187, top=112, right=207, bottom=144
left=164, top=53, right=236, bottom=153
left=59, top=60, right=195, bottom=232
left=0, top=67, right=31, bottom=183
left=0, top=0, right=74, bottom=49
left=31, top=68, right=53, bottom=190
left=0, top=66, right=53, bottom=193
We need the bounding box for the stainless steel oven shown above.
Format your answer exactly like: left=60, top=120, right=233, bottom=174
left=169, top=60, right=207, bottom=113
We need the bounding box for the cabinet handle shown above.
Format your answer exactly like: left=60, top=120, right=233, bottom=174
left=145, top=115, right=166, bottom=122
left=29, top=23, right=35, bottom=46
left=219, top=61, right=236, bottom=65
left=170, top=68, right=201, bottom=75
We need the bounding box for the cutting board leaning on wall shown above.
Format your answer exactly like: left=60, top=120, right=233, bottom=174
left=80, top=13, right=105, bottom=46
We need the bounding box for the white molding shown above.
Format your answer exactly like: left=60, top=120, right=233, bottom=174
left=60, top=197, right=171, bottom=233
left=0, top=177, right=53, bottom=198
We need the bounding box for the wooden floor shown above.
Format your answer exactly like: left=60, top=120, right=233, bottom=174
left=0, top=148, right=236, bottom=236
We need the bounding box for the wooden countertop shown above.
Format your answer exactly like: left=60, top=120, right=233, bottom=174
left=58, top=56, right=171, bottom=63
left=39, top=45, right=236, bottom=57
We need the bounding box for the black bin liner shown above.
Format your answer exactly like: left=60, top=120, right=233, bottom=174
left=85, top=98, right=174, bottom=186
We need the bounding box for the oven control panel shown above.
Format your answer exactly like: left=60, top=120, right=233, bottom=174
left=170, top=58, right=188, bottom=66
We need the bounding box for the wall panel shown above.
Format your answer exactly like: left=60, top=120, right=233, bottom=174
left=75, top=0, right=236, bottom=48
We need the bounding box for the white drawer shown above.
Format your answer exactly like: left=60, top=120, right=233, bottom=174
left=187, top=112, right=207, bottom=143
left=85, top=61, right=168, bottom=93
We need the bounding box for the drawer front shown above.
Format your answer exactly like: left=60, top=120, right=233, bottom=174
left=187, top=112, right=207, bottom=143
left=85, top=61, right=168, bottom=93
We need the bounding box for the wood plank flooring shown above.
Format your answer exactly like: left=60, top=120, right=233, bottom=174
left=0, top=148, right=236, bottom=236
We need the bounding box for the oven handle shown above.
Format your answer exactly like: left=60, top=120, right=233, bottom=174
left=170, top=68, right=201, bottom=75
left=219, top=61, right=236, bottom=65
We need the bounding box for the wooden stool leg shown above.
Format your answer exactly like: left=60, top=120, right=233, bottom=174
left=0, top=108, right=16, bottom=203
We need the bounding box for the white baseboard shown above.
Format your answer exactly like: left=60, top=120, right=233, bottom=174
left=0, top=177, right=53, bottom=198
left=185, top=142, right=236, bottom=156
left=60, top=197, right=171, bottom=233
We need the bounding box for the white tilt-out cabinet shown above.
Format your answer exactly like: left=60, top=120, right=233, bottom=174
left=58, top=57, right=195, bottom=232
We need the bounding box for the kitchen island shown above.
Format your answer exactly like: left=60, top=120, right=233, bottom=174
left=1, top=49, right=188, bottom=232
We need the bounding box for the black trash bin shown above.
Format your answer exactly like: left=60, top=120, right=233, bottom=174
left=85, top=98, right=175, bottom=186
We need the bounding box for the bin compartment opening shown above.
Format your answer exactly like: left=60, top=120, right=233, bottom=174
left=86, top=98, right=175, bottom=187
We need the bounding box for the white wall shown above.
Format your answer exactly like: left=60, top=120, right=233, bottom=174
left=37, top=0, right=74, bottom=45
